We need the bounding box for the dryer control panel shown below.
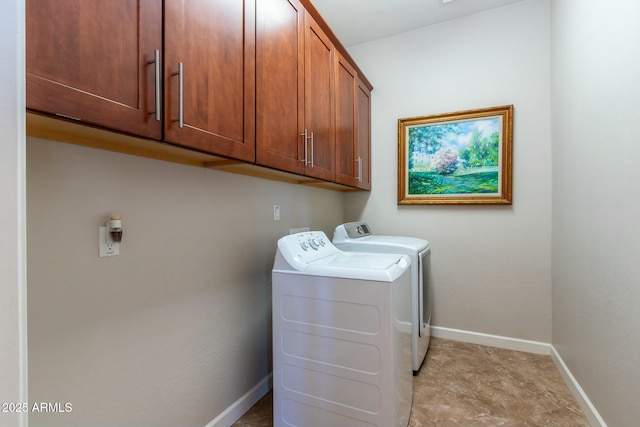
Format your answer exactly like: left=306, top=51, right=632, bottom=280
left=334, top=221, right=372, bottom=240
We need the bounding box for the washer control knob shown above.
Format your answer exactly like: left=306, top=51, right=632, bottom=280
left=309, top=238, right=319, bottom=250
left=300, top=241, right=309, bottom=251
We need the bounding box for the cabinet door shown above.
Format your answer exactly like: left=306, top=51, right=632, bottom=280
left=355, top=77, right=372, bottom=190
left=164, top=0, right=255, bottom=161
left=335, top=53, right=358, bottom=187
left=255, top=0, right=305, bottom=174
left=303, top=11, right=335, bottom=181
left=26, top=0, right=162, bottom=140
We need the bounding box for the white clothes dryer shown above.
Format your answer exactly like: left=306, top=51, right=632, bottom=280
left=272, top=231, right=412, bottom=427
left=333, top=222, right=432, bottom=374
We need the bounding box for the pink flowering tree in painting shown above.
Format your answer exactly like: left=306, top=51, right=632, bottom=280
left=432, top=148, right=458, bottom=175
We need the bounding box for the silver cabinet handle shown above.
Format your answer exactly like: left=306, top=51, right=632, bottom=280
left=147, top=49, right=161, bottom=121
left=300, top=129, right=308, bottom=164
left=356, top=156, right=362, bottom=182
left=171, top=63, right=184, bottom=128
left=309, top=131, right=314, bottom=167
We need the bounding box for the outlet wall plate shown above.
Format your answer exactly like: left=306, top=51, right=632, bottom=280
left=99, top=226, right=120, bottom=257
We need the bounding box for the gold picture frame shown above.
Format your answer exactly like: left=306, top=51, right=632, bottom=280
left=398, top=105, right=513, bottom=205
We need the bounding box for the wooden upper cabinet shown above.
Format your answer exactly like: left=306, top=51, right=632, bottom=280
left=355, top=76, right=372, bottom=190
left=335, top=53, right=357, bottom=187
left=335, top=52, right=371, bottom=190
left=164, top=0, right=256, bottom=161
left=27, top=0, right=370, bottom=188
left=256, top=1, right=335, bottom=180
left=26, top=0, right=163, bottom=140
left=255, top=0, right=306, bottom=175
left=303, top=11, right=335, bottom=181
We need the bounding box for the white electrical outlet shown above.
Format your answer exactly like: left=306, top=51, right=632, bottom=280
left=273, top=205, right=281, bottom=221
left=99, top=226, right=120, bottom=257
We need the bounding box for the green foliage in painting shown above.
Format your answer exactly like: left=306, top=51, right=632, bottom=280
left=458, top=132, right=499, bottom=168
left=408, top=170, right=498, bottom=195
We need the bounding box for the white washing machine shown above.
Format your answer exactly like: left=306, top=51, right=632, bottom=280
left=333, top=222, right=432, bottom=374
left=272, top=231, right=412, bottom=427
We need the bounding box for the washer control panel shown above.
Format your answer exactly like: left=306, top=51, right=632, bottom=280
left=293, top=231, right=329, bottom=252
left=276, top=231, right=339, bottom=269
left=300, top=234, right=326, bottom=251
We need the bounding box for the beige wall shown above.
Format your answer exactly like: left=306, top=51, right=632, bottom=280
left=346, top=0, right=552, bottom=342
left=551, top=0, right=640, bottom=425
left=26, top=137, right=344, bottom=427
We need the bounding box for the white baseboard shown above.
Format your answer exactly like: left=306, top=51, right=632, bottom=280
left=550, top=346, right=607, bottom=427
left=204, top=374, right=272, bottom=427
left=431, top=326, right=551, bottom=355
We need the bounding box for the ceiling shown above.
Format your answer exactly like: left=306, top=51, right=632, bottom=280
left=311, top=0, right=527, bottom=47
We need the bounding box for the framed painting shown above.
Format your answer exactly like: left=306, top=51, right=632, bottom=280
left=398, top=105, right=513, bottom=205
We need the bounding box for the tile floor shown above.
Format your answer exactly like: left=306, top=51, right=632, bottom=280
left=231, top=337, right=590, bottom=427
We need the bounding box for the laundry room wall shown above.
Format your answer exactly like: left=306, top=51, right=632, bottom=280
left=551, top=0, right=640, bottom=425
left=26, top=137, right=344, bottom=427
left=344, top=0, right=552, bottom=342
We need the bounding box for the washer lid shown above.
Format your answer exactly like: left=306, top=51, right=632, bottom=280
left=278, top=251, right=410, bottom=282
left=309, top=251, right=401, bottom=269
left=306, top=251, right=410, bottom=281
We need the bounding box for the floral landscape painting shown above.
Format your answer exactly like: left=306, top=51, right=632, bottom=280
left=398, top=105, right=513, bottom=205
